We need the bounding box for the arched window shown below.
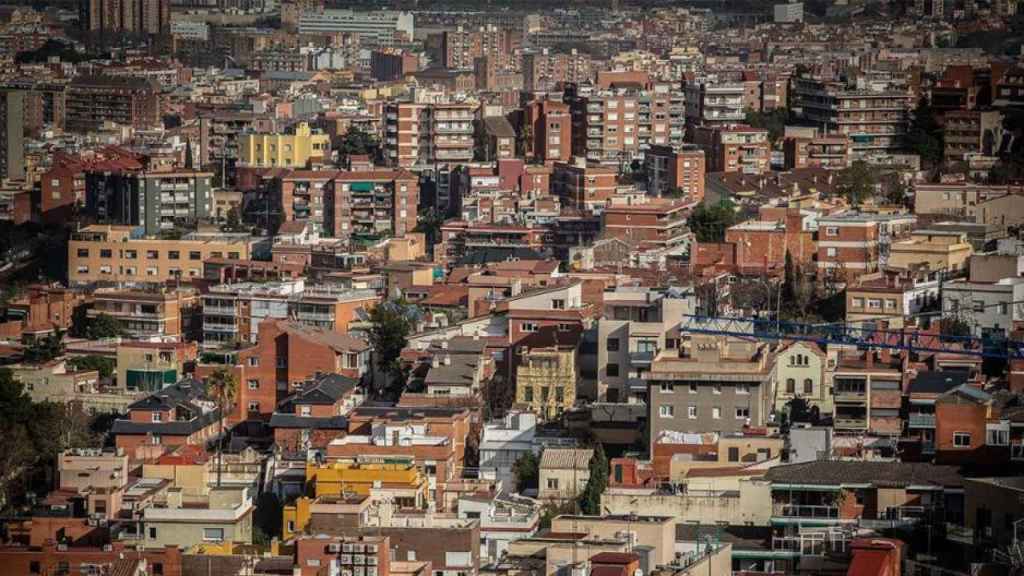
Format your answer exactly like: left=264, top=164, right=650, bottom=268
left=804, top=379, right=813, bottom=394
left=786, top=378, right=795, bottom=394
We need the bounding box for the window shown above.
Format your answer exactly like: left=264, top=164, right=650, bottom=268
left=736, top=407, right=750, bottom=419
left=953, top=432, right=971, bottom=447
left=786, top=378, right=796, bottom=393
left=659, top=405, right=674, bottom=418
left=149, top=527, right=157, bottom=539
left=150, top=435, right=161, bottom=445
left=868, top=299, right=882, bottom=309
left=77, top=248, right=89, bottom=257
left=100, top=249, right=112, bottom=258
left=713, top=383, right=722, bottom=394
left=1000, top=303, right=1010, bottom=315
left=248, top=379, right=259, bottom=390
left=30, top=561, right=40, bottom=574
left=852, top=297, right=864, bottom=308
left=521, top=322, right=538, bottom=333
left=885, top=299, right=896, bottom=310
left=558, top=323, right=573, bottom=332
left=524, top=387, right=533, bottom=402
left=125, top=250, right=137, bottom=259
left=826, top=247, right=837, bottom=257
left=189, top=251, right=202, bottom=260
left=228, top=252, right=240, bottom=260
left=248, top=357, right=259, bottom=367
left=804, top=378, right=813, bottom=394
left=300, top=406, right=311, bottom=417
left=660, top=382, right=674, bottom=393
left=987, top=428, right=1009, bottom=446
left=203, top=528, right=225, bottom=541
left=248, top=401, right=260, bottom=412
left=712, top=407, right=721, bottom=419
left=607, top=338, right=620, bottom=352
left=973, top=300, right=985, bottom=313
left=826, top=226, right=839, bottom=236
left=606, top=363, right=620, bottom=377
left=552, top=299, right=565, bottom=310
left=168, top=251, right=180, bottom=260
left=547, top=478, right=559, bottom=489
left=152, top=413, right=163, bottom=423
left=688, top=405, right=697, bottom=419
left=736, top=383, right=750, bottom=395
left=146, top=267, right=158, bottom=276
left=728, top=447, right=740, bottom=462
left=146, top=250, right=159, bottom=259
left=689, top=383, right=698, bottom=394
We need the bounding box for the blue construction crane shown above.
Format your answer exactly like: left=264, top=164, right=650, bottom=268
left=676, top=314, right=1024, bottom=360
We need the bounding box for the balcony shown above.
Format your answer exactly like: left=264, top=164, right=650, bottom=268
left=834, top=388, right=866, bottom=403
left=773, top=503, right=839, bottom=520
left=203, top=305, right=237, bottom=316
left=834, top=417, right=868, bottom=430
left=908, top=413, right=936, bottom=429
left=203, top=323, right=238, bottom=333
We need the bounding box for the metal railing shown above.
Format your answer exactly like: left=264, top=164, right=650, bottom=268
left=773, top=504, right=840, bottom=519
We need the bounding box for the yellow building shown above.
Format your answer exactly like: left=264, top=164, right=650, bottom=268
left=515, top=346, right=576, bottom=420
left=307, top=461, right=427, bottom=503
left=68, top=225, right=259, bottom=286
left=239, top=122, right=332, bottom=168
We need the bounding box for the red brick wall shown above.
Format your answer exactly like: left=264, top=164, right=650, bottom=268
left=935, top=400, right=987, bottom=452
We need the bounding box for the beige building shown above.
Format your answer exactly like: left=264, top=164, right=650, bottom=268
left=887, top=230, right=973, bottom=273
left=10, top=361, right=136, bottom=413
left=91, top=287, right=199, bottom=340
left=516, top=346, right=577, bottom=420
left=773, top=341, right=832, bottom=415
left=59, top=448, right=129, bottom=492
left=602, top=478, right=771, bottom=526
left=551, top=514, right=677, bottom=567
left=538, top=448, right=592, bottom=502
left=142, top=486, right=254, bottom=548
left=116, top=341, right=197, bottom=392
left=69, top=225, right=260, bottom=286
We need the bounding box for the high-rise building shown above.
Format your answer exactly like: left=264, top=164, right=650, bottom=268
left=84, top=168, right=215, bottom=235
left=65, top=75, right=160, bottom=133
left=324, top=170, right=419, bottom=244
left=692, top=124, right=770, bottom=175
left=441, top=25, right=518, bottom=71
left=522, top=49, right=593, bottom=92
left=524, top=99, right=572, bottom=163
left=297, top=9, right=414, bottom=45
left=644, top=144, right=705, bottom=200
left=383, top=102, right=476, bottom=168
left=684, top=80, right=746, bottom=129
left=0, top=91, right=25, bottom=181
left=79, top=0, right=170, bottom=36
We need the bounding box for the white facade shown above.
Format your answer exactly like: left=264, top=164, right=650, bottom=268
left=942, top=278, right=1024, bottom=339
left=298, top=10, right=414, bottom=43
left=774, top=2, right=805, bottom=23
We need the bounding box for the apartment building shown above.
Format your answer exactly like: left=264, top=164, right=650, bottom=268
left=326, top=170, right=419, bottom=243
left=644, top=144, right=706, bottom=200
left=371, top=49, right=419, bottom=81
left=438, top=221, right=546, bottom=265
left=773, top=341, right=831, bottom=416
left=294, top=535, right=392, bottom=576
left=887, top=229, right=973, bottom=273
left=68, top=225, right=260, bottom=285
left=79, top=0, right=170, bottom=36
left=524, top=99, right=572, bottom=163
left=601, top=196, right=690, bottom=249
left=782, top=134, right=851, bottom=170
left=276, top=169, right=333, bottom=234
left=597, top=287, right=693, bottom=403
left=692, top=124, right=770, bottom=175
left=84, top=168, right=214, bottom=235
left=442, top=25, right=518, bottom=71
left=271, top=373, right=363, bottom=451
left=90, top=287, right=199, bottom=340
left=712, top=211, right=815, bottom=276
left=202, top=280, right=377, bottom=345
left=913, top=182, right=1012, bottom=219
left=142, top=486, right=255, bottom=548
left=110, top=379, right=224, bottom=457
left=791, top=77, right=913, bottom=158
left=238, top=123, right=331, bottom=168
left=551, top=160, right=617, bottom=210
left=684, top=80, right=746, bottom=128
left=846, top=269, right=940, bottom=330
left=538, top=448, right=592, bottom=502
left=646, top=336, right=774, bottom=453
left=942, top=109, right=1003, bottom=162
left=0, top=91, right=24, bottom=181
left=942, top=278, right=1024, bottom=339
left=65, top=75, right=159, bottom=133
left=815, top=213, right=882, bottom=281
left=567, top=84, right=686, bottom=165
left=384, top=102, right=476, bottom=168
left=515, top=346, right=577, bottom=420
left=832, top=350, right=904, bottom=436
left=522, top=49, right=593, bottom=92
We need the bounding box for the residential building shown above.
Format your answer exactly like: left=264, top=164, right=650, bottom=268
left=117, top=341, right=198, bottom=392
left=644, top=144, right=706, bottom=200
left=551, top=515, right=678, bottom=567
left=457, top=494, right=540, bottom=562
left=441, top=25, right=517, bottom=71
left=912, top=183, right=1012, bottom=219
left=524, top=99, right=572, bottom=163
left=479, top=116, right=516, bottom=161
left=601, top=196, right=690, bottom=250
left=551, top=161, right=617, bottom=211
left=791, top=77, right=913, bottom=158
left=684, top=80, right=746, bottom=128
left=65, top=75, right=159, bottom=133
left=515, top=346, right=576, bottom=421
left=80, top=0, right=170, bottom=36
left=942, top=278, right=1024, bottom=339
left=646, top=335, right=774, bottom=453
left=83, top=168, right=214, bottom=235
left=702, top=210, right=814, bottom=276
left=692, top=124, right=770, bottom=175
left=0, top=90, right=24, bottom=181
left=596, top=287, right=693, bottom=403
left=782, top=134, right=851, bottom=170
left=478, top=411, right=539, bottom=483
left=239, top=123, right=331, bottom=168
left=9, top=361, right=133, bottom=414
left=903, top=370, right=972, bottom=458
left=538, top=448, right=592, bottom=501
left=142, top=486, right=254, bottom=548
left=270, top=373, right=363, bottom=452
left=816, top=213, right=882, bottom=281
left=831, top=350, right=904, bottom=436
left=963, top=477, right=1024, bottom=550
left=294, top=535, right=392, bottom=576
left=943, top=110, right=1003, bottom=162
left=371, top=49, right=419, bottom=81
left=303, top=461, right=429, bottom=507
left=845, top=270, right=940, bottom=330
left=383, top=102, right=476, bottom=168
left=522, top=49, right=593, bottom=92
left=774, top=2, right=804, bottom=22
left=68, top=225, right=261, bottom=286
left=325, top=170, right=419, bottom=243
left=773, top=341, right=831, bottom=416
left=110, top=378, right=223, bottom=458
left=90, top=287, right=199, bottom=340
left=887, top=229, right=973, bottom=274
left=58, top=448, right=129, bottom=519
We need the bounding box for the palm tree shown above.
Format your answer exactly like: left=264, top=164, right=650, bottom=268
left=206, top=367, right=238, bottom=488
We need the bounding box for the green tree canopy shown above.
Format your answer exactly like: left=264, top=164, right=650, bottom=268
left=744, top=108, right=790, bottom=145
left=87, top=313, right=124, bottom=339
left=338, top=127, right=379, bottom=164
left=688, top=200, right=738, bottom=243
left=68, top=355, right=115, bottom=380
left=512, top=451, right=539, bottom=493
left=23, top=331, right=65, bottom=364
left=905, top=96, right=943, bottom=168
left=369, top=301, right=416, bottom=399
left=836, top=160, right=877, bottom=206
left=578, top=443, right=609, bottom=515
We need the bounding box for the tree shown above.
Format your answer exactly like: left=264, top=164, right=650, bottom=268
left=67, top=355, right=115, bottom=380
left=23, top=330, right=65, bottom=364
left=223, top=206, right=244, bottom=233
left=905, top=96, right=943, bottom=168
left=940, top=314, right=973, bottom=340
left=578, top=443, right=608, bottom=515
left=368, top=301, right=415, bottom=399
left=744, top=108, right=789, bottom=145
left=206, top=367, right=238, bottom=488
left=663, top=186, right=686, bottom=199
left=687, top=200, right=737, bottom=243
left=481, top=373, right=514, bottom=420
left=338, top=127, right=379, bottom=164
left=784, top=396, right=815, bottom=426
left=87, top=313, right=123, bottom=339
left=836, top=160, right=876, bottom=206
left=512, top=451, right=539, bottom=493
left=413, top=207, right=446, bottom=250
